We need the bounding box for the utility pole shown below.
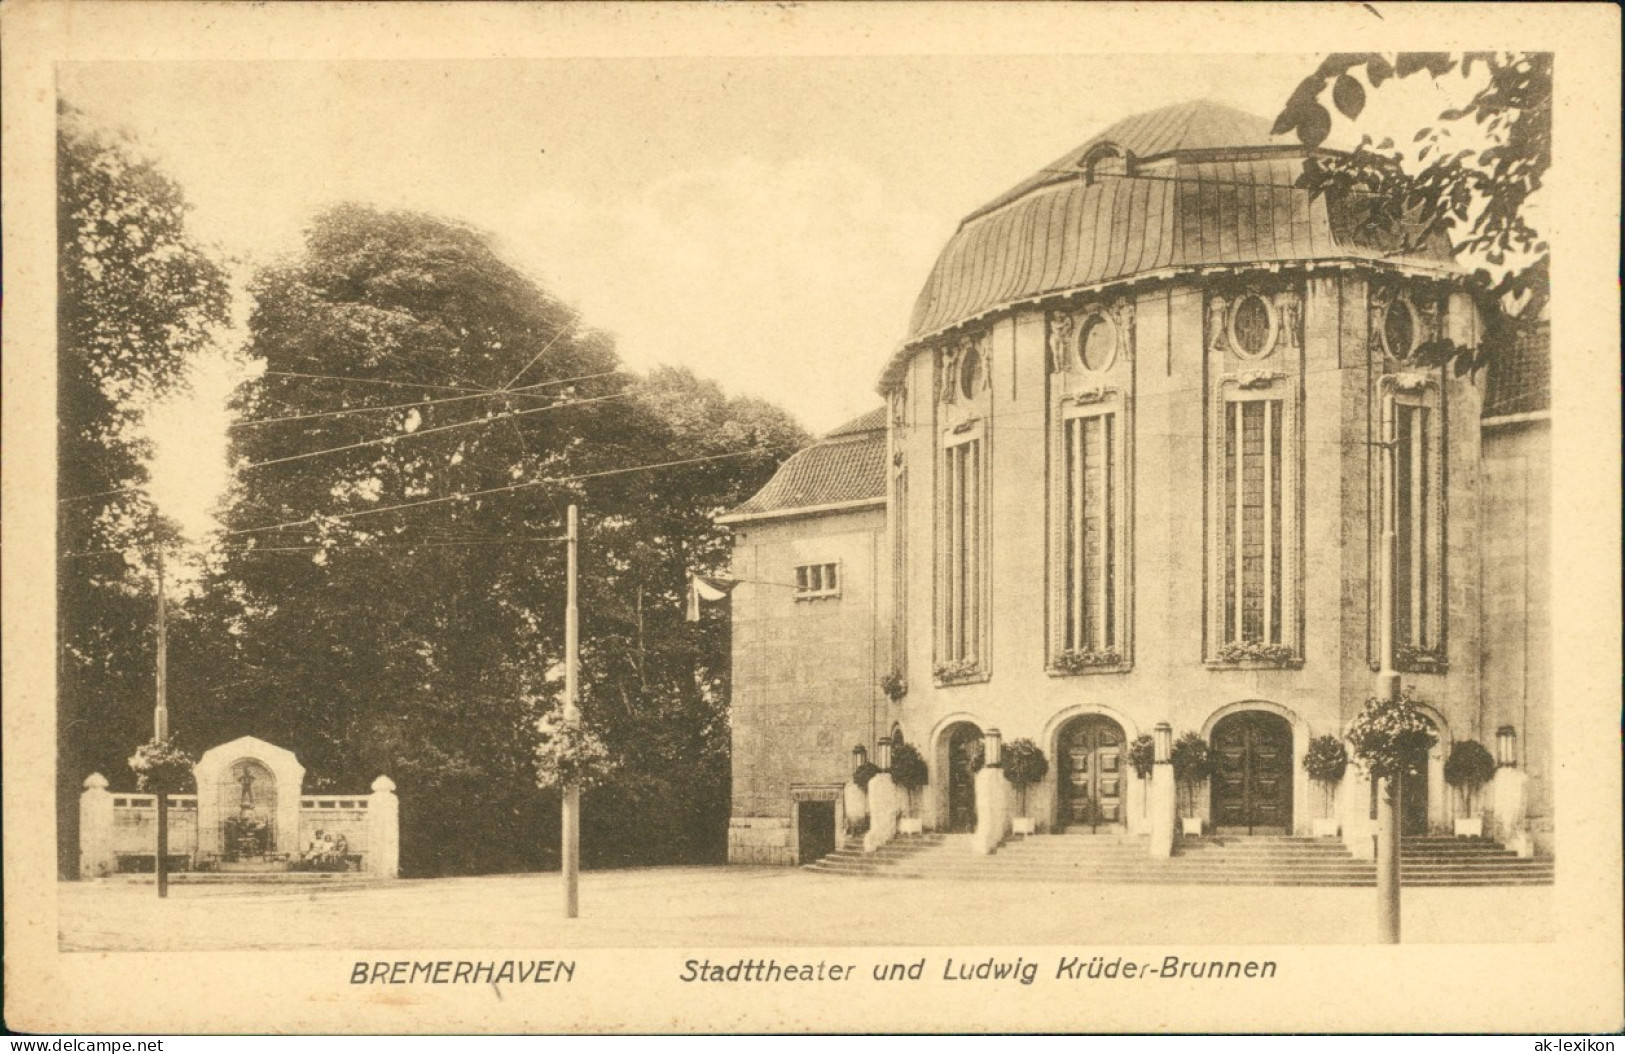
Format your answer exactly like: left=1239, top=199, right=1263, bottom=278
left=562, top=504, right=580, bottom=918
left=154, top=543, right=171, bottom=900
left=1375, top=407, right=1401, bottom=943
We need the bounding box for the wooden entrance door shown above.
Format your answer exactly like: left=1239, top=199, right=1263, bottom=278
left=1211, top=712, right=1293, bottom=833
left=1399, top=762, right=1430, bottom=836
left=946, top=723, right=980, bottom=832
left=796, top=801, right=836, bottom=863
left=1058, top=716, right=1125, bottom=830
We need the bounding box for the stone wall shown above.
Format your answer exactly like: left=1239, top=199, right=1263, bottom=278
left=1480, top=418, right=1551, bottom=852
left=727, top=506, right=885, bottom=863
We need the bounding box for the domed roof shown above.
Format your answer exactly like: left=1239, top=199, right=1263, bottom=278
left=887, top=99, right=1455, bottom=387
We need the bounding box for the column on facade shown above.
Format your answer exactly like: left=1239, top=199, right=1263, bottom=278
left=863, top=773, right=898, bottom=853
left=368, top=775, right=400, bottom=878
left=970, top=729, right=1008, bottom=855
left=79, top=773, right=115, bottom=878
left=1342, top=763, right=1376, bottom=860
left=1148, top=724, right=1176, bottom=859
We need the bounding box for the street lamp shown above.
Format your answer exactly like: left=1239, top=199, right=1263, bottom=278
left=983, top=728, right=1002, bottom=768
left=852, top=744, right=868, bottom=769
left=1496, top=725, right=1518, bottom=768
left=876, top=735, right=893, bottom=772
left=1153, top=722, right=1172, bottom=764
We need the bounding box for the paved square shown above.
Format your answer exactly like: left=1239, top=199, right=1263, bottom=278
left=59, top=867, right=1553, bottom=951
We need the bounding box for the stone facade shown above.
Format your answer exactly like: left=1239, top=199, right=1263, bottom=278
left=722, top=99, right=1551, bottom=863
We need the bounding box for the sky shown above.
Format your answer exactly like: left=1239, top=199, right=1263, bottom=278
left=59, top=54, right=1473, bottom=538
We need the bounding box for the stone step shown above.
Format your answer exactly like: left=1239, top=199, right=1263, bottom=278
left=806, top=830, right=1552, bottom=887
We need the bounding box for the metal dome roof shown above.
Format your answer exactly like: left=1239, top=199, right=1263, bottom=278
left=884, top=100, right=1456, bottom=389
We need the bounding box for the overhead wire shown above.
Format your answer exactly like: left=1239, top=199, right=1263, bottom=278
left=231, top=369, right=624, bottom=428
left=220, top=448, right=769, bottom=538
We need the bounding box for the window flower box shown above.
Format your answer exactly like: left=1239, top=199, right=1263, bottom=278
left=1211, top=641, right=1298, bottom=668
left=933, top=659, right=985, bottom=685
left=1396, top=644, right=1448, bottom=673
left=1051, top=648, right=1125, bottom=675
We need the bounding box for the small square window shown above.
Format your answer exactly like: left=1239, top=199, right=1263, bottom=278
left=794, top=562, right=840, bottom=600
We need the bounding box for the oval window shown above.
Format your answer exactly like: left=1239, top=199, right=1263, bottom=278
left=1229, top=294, right=1275, bottom=359
left=1079, top=315, right=1117, bottom=372
left=958, top=345, right=983, bottom=400
left=1383, top=299, right=1416, bottom=360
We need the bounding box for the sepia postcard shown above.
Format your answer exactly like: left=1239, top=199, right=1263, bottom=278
left=3, top=0, right=1621, bottom=1036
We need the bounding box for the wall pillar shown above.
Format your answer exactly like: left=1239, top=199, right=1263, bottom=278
left=863, top=773, right=898, bottom=852
left=971, top=767, right=1008, bottom=855
left=79, top=773, right=115, bottom=879
left=843, top=781, right=869, bottom=836
left=1490, top=767, right=1530, bottom=856
left=1343, top=764, right=1376, bottom=860
left=1148, top=762, right=1176, bottom=859
left=369, top=775, right=400, bottom=878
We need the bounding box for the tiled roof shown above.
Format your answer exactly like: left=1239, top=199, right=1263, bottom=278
left=887, top=100, right=1457, bottom=385
left=1482, top=320, right=1550, bottom=418
left=721, top=409, right=886, bottom=521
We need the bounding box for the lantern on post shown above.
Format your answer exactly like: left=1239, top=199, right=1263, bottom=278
left=983, top=728, right=1003, bottom=768
left=876, top=735, right=893, bottom=772
left=852, top=744, right=868, bottom=768
left=1496, top=725, right=1518, bottom=768
left=1154, top=722, right=1173, bottom=764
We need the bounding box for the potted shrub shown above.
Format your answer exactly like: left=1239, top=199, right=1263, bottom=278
left=1443, top=739, right=1497, bottom=837
left=879, top=671, right=908, bottom=702
left=1001, top=738, right=1049, bottom=835
left=1346, top=687, right=1438, bottom=825
left=889, top=742, right=929, bottom=835
left=1302, top=735, right=1349, bottom=837
left=1127, top=734, right=1155, bottom=821
left=127, top=738, right=195, bottom=795
left=1170, top=732, right=1213, bottom=835
left=846, top=759, right=881, bottom=836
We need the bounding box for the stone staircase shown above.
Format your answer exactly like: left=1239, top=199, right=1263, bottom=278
left=804, top=830, right=1553, bottom=887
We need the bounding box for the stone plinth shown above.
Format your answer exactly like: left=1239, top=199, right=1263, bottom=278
left=971, top=767, right=1008, bottom=855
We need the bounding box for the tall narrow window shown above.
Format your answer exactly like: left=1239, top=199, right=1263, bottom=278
left=1393, top=403, right=1433, bottom=650
left=1223, top=399, right=1284, bottom=646
left=939, top=434, right=984, bottom=669
left=1064, top=413, right=1116, bottom=651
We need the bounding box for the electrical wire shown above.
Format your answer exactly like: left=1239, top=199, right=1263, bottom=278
left=221, top=448, right=768, bottom=538
left=231, top=370, right=624, bottom=428
left=239, top=390, right=638, bottom=471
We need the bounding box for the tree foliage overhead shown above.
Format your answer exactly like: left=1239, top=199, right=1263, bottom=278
left=1274, top=52, right=1551, bottom=375
left=179, top=204, right=806, bottom=875
left=57, top=103, right=230, bottom=875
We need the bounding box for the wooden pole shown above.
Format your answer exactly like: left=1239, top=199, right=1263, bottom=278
left=154, top=544, right=170, bottom=900
left=562, top=504, right=580, bottom=918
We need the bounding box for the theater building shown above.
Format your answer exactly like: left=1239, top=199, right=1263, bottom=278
left=722, top=100, right=1550, bottom=865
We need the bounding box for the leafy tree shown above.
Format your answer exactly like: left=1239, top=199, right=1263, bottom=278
left=56, top=103, right=229, bottom=875
left=1274, top=52, right=1550, bottom=375
left=186, top=204, right=804, bottom=875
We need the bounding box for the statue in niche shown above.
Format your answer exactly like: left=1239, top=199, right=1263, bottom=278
left=1047, top=311, right=1076, bottom=373
left=1207, top=296, right=1228, bottom=356
left=1278, top=294, right=1301, bottom=350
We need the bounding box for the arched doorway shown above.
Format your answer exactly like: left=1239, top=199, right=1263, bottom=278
left=1056, top=715, right=1126, bottom=831
left=1210, top=711, right=1293, bottom=834
left=1400, top=716, right=1437, bottom=836
left=943, top=722, right=981, bottom=832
